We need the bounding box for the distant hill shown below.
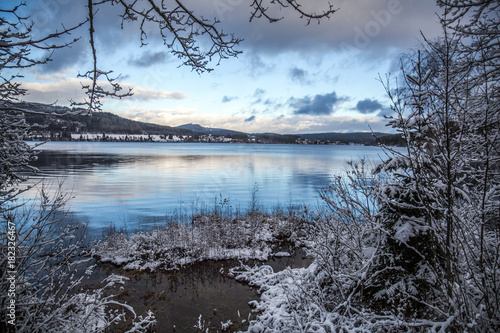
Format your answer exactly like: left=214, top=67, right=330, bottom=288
left=176, top=123, right=246, bottom=136
left=17, top=102, right=397, bottom=144
left=298, top=132, right=387, bottom=145
left=20, top=102, right=194, bottom=136
left=250, top=133, right=299, bottom=144
left=375, top=133, right=405, bottom=146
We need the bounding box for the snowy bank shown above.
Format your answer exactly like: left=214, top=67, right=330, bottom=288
left=92, top=212, right=308, bottom=271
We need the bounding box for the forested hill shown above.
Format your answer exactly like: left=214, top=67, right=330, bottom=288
left=299, top=132, right=388, bottom=145
left=176, top=123, right=247, bottom=136
left=20, top=102, right=193, bottom=136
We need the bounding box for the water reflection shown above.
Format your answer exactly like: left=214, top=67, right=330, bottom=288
left=23, top=142, right=393, bottom=234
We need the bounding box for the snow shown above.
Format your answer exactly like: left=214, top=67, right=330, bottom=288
left=70, top=133, right=189, bottom=142
left=92, top=213, right=304, bottom=271
left=221, top=320, right=233, bottom=331
left=230, top=261, right=462, bottom=332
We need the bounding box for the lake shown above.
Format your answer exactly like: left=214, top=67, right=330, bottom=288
left=23, top=142, right=394, bottom=235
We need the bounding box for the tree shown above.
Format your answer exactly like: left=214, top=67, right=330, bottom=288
left=371, top=41, right=465, bottom=323
left=436, top=0, right=500, bottom=324
left=363, top=2, right=499, bottom=327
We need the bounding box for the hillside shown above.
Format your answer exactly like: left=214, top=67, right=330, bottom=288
left=176, top=123, right=247, bottom=136
left=20, top=102, right=193, bottom=136
left=298, top=132, right=386, bottom=145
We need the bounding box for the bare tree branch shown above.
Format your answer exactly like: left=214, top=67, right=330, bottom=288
left=250, top=0, right=337, bottom=24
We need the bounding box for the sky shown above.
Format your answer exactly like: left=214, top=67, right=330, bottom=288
left=12, top=0, right=443, bottom=134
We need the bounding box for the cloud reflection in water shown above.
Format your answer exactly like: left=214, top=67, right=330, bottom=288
left=24, top=142, right=390, bottom=233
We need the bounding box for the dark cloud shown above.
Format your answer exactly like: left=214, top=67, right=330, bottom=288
left=245, top=115, right=256, bottom=122
left=289, top=67, right=307, bottom=82
left=377, top=108, right=394, bottom=118
left=23, top=0, right=442, bottom=76
left=198, top=0, right=441, bottom=57
left=26, top=1, right=167, bottom=72
left=246, top=52, right=275, bottom=75
left=26, top=0, right=88, bottom=36
left=252, top=88, right=266, bottom=103
left=222, top=95, right=237, bottom=103
left=39, top=40, right=88, bottom=73
left=253, top=88, right=265, bottom=97
left=26, top=0, right=133, bottom=73
left=291, top=92, right=346, bottom=116
left=355, top=98, right=384, bottom=114
left=24, top=0, right=89, bottom=73
left=128, top=51, right=170, bottom=67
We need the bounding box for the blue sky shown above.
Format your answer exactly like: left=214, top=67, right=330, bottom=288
left=14, top=0, right=442, bottom=134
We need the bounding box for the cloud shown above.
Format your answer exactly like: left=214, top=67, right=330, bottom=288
left=38, top=40, right=88, bottom=73
left=263, top=98, right=275, bottom=106
left=289, top=66, right=310, bottom=84
left=290, top=92, right=346, bottom=116
left=24, top=0, right=89, bottom=73
left=253, top=88, right=265, bottom=97
left=27, top=1, right=129, bottom=73
left=377, top=108, right=394, bottom=118
left=121, top=106, right=202, bottom=126
left=355, top=98, right=384, bottom=114
left=20, top=79, right=87, bottom=104
left=19, top=78, right=187, bottom=105
left=128, top=51, right=170, bottom=67
left=246, top=52, right=275, bottom=76
left=273, top=114, right=392, bottom=134
left=198, top=0, right=441, bottom=57
left=32, top=69, right=76, bottom=81
left=27, top=1, right=174, bottom=72
left=289, top=67, right=306, bottom=80
left=128, top=85, right=187, bottom=100
left=222, top=95, right=237, bottom=103
left=251, top=88, right=266, bottom=104
left=24, top=0, right=442, bottom=76
left=121, top=106, right=260, bottom=130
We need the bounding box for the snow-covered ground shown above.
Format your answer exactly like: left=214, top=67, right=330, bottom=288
left=92, top=212, right=307, bottom=271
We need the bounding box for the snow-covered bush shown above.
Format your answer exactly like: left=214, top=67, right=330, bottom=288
left=234, top=155, right=492, bottom=331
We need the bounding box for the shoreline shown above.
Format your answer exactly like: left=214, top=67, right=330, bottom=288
left=26, top=135, right=371, bottom=145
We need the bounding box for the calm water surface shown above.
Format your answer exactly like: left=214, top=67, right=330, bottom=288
left=24, top=142, right=392, bottom=234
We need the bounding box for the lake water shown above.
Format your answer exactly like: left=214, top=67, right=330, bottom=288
left=23, top=142, right=393, bottom=235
